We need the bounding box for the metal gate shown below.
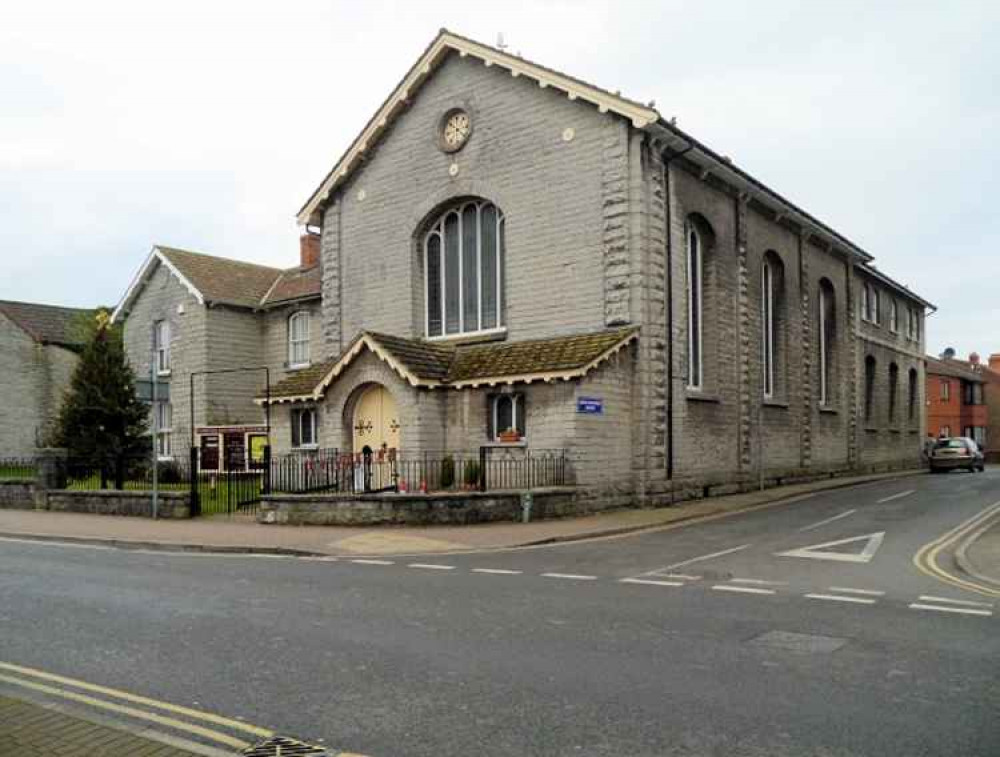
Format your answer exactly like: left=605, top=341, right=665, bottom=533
left=189, top=446, right=269, bottom=517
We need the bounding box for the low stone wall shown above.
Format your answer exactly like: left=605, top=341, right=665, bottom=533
left=44, top=490, right=191, bottom=519
left=259, top=487, right=580, bottom=526
left=0, top=480, right=36, bottom=510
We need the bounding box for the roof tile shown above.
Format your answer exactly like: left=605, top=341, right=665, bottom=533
left=0, top=300, right=94, bottom=348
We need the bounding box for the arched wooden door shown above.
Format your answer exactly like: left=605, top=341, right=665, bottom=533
left=352, top=385, right=401, bottom=454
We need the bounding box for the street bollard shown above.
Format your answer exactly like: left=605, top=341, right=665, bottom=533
left=521, top=492, right=533, bottom=523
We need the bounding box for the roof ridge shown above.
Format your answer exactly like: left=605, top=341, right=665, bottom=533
left=156, top=245, right=285, bottom=274
left=0, top=299, right=92, bottom=312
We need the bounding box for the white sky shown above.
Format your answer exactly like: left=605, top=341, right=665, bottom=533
left=1, top=0, right=996, bottom=358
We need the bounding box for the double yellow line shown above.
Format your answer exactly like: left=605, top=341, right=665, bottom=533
left=913, top=499, right=1000, bottom=598
left=0, top=660, right=273, bottom=750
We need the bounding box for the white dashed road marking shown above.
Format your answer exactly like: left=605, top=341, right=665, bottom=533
left=472, top=568, right=523, bottom=575
left=731, top=578, right=786, bottom=586
left=917, top=595, right=993, bottom=608
left=408, top=563, right=455, bottom=570
left=877, top=490, right=915, bottom=504
left=350, top=559, right=394, bottom=565
left=828, top=587, right=885, bottom=596
left=662, top=573, right=701, bottom=581
left=619, top=578, right=684, bottom=587
left=799, top=509, right=856, bottom=532
left=909, top=603, right=993, bottom=617
left=712, top=585, right=776, bottom=595
left=541, top=573, right=598, bottom=581
left=805, top=593, right=877, bottom=605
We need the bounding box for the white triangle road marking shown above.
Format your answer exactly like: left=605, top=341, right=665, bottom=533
left=775, top=531, right=886, bottom=564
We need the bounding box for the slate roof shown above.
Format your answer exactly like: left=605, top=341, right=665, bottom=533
left=157, top=247, right=285, bottom=308
left=260, top=265, right=323, bottom=306
left=0, top=300, right=93, bottom=348
left=262, top=327, right=638, bottom=401
left=926, top=356, right=987, bottom=383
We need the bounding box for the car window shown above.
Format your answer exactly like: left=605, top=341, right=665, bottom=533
left=935, top=439, right=966, bottom=449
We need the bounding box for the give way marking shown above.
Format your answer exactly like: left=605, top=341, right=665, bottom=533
left=775, top=531, right=886, bottom=564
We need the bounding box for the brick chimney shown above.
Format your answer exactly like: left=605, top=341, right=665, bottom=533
left=299, top=232, right=321, bottom=269
left=969, top=352, right=981, bottom=366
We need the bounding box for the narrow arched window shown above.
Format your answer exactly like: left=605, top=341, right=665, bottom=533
left=424, top=200, right=505, bottom=338
left=762, top=259, right=775, bottom=398
left=864, top=355, right=877, bottom=422
left=908, top=367, right=918, bottom=421
left=288, top=311, right=311, bottom=368
left=818, top=279, right=835, bottom=406
left=889, top=362, right=899, bottom=423
left=686, top=225, right=703, bottom=389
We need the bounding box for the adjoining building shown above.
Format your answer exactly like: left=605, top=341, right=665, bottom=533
left=0, top=300, right=93, bottom=457
left=112, top=235, right=321, bottom=471
left=925, top=351, right=988, bottom=447
left=255, top=29, right=931, bottom=507
left=986, top=355, right=1000, bottom=462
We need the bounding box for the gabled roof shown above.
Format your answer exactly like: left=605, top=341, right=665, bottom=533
left=260, top=327, right=638, bottom=403
left=112, top=246, right=321, bottom=321
left=0, top=300, right=93, bottom=348
left=296, top=29, right=886, bottom=271
left=926, top=356, right=986, bottom=383
left=858, top=263, right=935, bottom=310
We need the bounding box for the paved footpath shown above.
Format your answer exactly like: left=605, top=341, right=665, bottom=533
left=0, top=470, right=929, bottom=557
left=0, top=695, right=205, bottom=757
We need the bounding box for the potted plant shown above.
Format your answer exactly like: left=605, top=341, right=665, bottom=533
left=498, top=428, right=521, bottom=444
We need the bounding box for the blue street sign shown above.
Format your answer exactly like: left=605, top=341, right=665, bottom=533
left=577, top=397, right=603, bottom=414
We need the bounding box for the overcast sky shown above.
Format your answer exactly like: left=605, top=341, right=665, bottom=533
left=1, top=1, right=996, bottom=358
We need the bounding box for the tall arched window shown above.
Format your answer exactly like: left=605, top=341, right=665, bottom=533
left=424, top=200, right=505, bottom=338
left=686, top=225, right=703, bottom=389
left=818, top=279, right=836, bottom=406
left=864, top=355, right=877, bottom=422
left=908, top=367, right=918, bottom=421
left=888, top=362, right=899, bottom=423
left=761, top=251, right=786, bottom=399
left=288, top=311, right=311, bottom=368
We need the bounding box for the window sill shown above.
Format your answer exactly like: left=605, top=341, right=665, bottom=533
left=484, top=441, right=528, bottom=448
left=157, top=456, right=174, bottom=463
left=426, top=327, right=507, bottom=345
left=287, top=363, right=311, bottom=372
left=292, top=444, right=319, bottom=451
left=157, top=370, right=172, bottom=377
left=763, top=399, right=789, bottom=409
left=819, top=405, right=838, bottom=415
left=686, top=392, right=721, bottom=404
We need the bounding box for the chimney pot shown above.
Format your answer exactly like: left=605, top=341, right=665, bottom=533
left=300, top=233, right=321, bottom=269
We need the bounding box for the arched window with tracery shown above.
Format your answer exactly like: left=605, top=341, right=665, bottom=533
left=424, top=200, right=505, bottom=338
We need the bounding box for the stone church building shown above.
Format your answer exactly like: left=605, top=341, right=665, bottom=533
left=118, top=30, right=932, bottom=508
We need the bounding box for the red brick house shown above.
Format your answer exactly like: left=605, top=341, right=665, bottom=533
left=984, top=354, right=1000, bottom=462
left=925, top=352, right=988, bottom=447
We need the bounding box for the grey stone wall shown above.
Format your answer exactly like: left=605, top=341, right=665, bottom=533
left=44, top=490, right=190, bottom=518
left=320, top=52, right=610, bottom=356
left=259, top=487, right=580, bottom=526
left=0, top=481, right=35, bottom=509
left=122, top=262, right=208, bottom=454
left=203, top=306, right=265, bottom=427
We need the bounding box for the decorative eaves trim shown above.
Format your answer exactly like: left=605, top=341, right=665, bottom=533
left=297, top=29, right=658, bottom=225
left=111, top=247, right=206, bottom=323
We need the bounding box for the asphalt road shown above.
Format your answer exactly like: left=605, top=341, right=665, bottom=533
left=0, top=469, right=998, bottom=756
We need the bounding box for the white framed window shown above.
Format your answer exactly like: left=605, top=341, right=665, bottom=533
left=686, top=226, right=703, bottom=389
left=761, top=259, right=775, bottom=398
left=872, top=287, right=881, bottom=325
left=154, top=320, right=171, bottom=374
left=861, top=284, right=871, bottom=322
left=889, top=300, right=899, bottom=333
left=291, top=407, right=317, bottom=449
left=940, top=425, right=951, bottom=438
left=288, top=311, right=311, bottom=368
left=488, top=393, right=526, bottom=441
left=155, top=402, right=173, bottom=459
left=424, top=200, right=505, bottom=338
left=941, top=380, right=950, bottom=401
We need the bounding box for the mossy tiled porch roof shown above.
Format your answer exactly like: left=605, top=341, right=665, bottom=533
left=261, top=327, right=638, bottom=402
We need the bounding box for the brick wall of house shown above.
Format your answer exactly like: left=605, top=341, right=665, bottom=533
left=122, top=262, right=209, bottom=457
left=0, top=314, right=46, bottom=456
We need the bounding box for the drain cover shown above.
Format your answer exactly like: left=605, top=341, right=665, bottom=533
left=242, top=735, right=332, bottom=756
left=749, top=630, right=847, bottom=654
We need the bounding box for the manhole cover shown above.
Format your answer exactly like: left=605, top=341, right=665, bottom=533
left=748, top=630, right=847, bottom=654
left=242, top=735, right=332, bottom=756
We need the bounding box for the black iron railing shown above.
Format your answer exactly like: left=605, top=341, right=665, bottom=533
left=268, top=447, right=569, bottom=495
left=0, top=457, right=36, bottom=480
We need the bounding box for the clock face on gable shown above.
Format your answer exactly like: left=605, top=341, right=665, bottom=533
left=440, top=109, right=471, bottom=152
